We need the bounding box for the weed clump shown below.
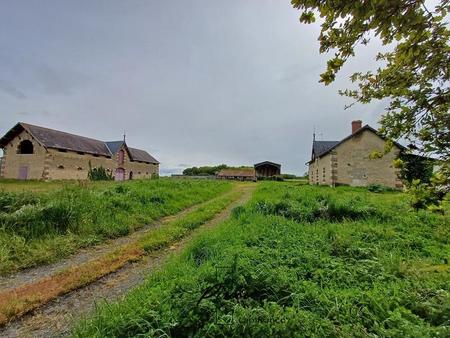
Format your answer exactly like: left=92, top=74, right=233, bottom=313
left=253, top=194, right=381, bottom=223
left=0, top=179, right=232, bottom=274
left=72, top=182, right=450, bottom=337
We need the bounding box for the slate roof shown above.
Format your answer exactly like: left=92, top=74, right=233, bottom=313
left=312, top=141, right=339, bottom=158
left=21, top=123, right=111, bottom=156
left=105, top=141, right=125, bottom=155
left=0, top=122, right=159, bottom=164
left=217, top=168, right=256, bottom=177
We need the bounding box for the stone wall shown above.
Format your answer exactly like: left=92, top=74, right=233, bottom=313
left=47, top=149, right=113, bottom=180
left=308, top=152, right=332, bottom=186
left=309, top=129, right=403, bottom=189
left=1, top=132, right=159, bottom=181
left=1, top=130, right=47, bottom=179
left=335, top=129, right=402, bottom=188
left=47, top=147, right=158, bottom=180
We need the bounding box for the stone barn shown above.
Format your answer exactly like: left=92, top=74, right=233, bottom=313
left=307, top=120, right=404, bottom=189
left=0, top=122, right=159, bottom=181
left=254, top=161, right=281, bottom=178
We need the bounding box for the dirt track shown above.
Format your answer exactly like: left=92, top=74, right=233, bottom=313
left=0, top=184, right=255, bottom=338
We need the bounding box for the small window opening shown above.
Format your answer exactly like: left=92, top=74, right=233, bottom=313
left=17, top=140, right=34, bottom=154
left=58, top=165, right=65, bottom=169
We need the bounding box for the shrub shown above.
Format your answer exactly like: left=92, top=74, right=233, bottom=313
left=87, top=161, right=113, bottom=181
left=367, top=183, right=395, bottom=193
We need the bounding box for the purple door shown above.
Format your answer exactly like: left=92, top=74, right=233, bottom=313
left=18, top=166, right=28, bottom=180
left=115, top=168, right=125, bottom=181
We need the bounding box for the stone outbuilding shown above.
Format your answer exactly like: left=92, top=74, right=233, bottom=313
left=308, top=120, right=404, bottom=189
left=0, top=122, right=159, bottom=181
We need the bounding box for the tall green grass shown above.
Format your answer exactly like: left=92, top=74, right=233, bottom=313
left=73, top=182, right=450, bottom=337
left=0, top=179, right=231, bottom=274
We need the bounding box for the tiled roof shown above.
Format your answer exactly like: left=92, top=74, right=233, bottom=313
left=217, top=168, right=256, bottom=177
left=128, top=147, right=159, bottom=164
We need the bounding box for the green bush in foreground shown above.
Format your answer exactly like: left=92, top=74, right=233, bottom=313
left=87, top=161, right=113, bottom=181
left=0, top=179, right=231, bottom=274
left=73, top=182, right=450, bottom=337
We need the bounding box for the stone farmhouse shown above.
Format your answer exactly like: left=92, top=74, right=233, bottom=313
left=0, top=122, right=159, bottom=181
left=308, top=120, right=404, bottom=189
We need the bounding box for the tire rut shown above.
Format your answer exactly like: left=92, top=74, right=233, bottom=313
left=0, top=190, right=231, bottom=290
left=0, top=184, right=255, bottom=338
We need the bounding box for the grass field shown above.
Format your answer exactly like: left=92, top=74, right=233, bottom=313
left=73, top=181, right=450, bottom=337
left=0, top=185, right=246, bottom=325
left=0, top=179, right=97, bottom=193
left=0, top=178, right=231, bottom=275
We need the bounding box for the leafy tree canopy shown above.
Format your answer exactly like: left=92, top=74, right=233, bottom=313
left=183, top=164, right=254, bottom=176
left=183, top=164, right=228, bottom=176
left=292, top=0, right=449, bottom=208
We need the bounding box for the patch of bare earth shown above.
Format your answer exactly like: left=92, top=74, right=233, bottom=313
left=0, top=184, right=255, bottom=338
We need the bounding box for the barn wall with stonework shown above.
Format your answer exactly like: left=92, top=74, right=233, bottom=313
left=1, top=130, right=47, bottom=180
left=335, top=130, right=402, bottom=188
left=308, top=153, right=332, bottom=186
left=309, top=129, right=402, bottom=189
left=47, top=147, right=158, bottom=181
left=127, top=161, right=159, bottom=179
left=47, top=149, right=114, bottom=180
left=334, top=129, right=402, bottom=188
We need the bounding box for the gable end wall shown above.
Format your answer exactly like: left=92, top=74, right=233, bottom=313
left=309, top=129, right=403, bottom=189
left=1, top=130, right=47, bottom=179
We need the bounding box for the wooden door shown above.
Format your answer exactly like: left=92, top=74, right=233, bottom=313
left=115, top=168, right=125, bottom=181
left=18, top=166, right=28, bottom=180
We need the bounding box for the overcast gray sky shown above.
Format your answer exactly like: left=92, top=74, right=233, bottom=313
left=0, top=0, right=387, bottom=175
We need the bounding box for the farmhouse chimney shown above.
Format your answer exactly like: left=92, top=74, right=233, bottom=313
left=352, top=120, right=362, bottom=133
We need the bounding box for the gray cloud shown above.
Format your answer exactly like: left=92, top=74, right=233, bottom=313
left=0, top=80, right=26, bottom=99
left=0, top=0, right=384, bottom=175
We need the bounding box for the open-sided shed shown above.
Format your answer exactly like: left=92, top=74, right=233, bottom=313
left=254, top=161, right=281, bottom=178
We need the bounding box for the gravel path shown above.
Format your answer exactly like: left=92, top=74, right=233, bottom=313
left=0, top=184, right=255, bottom=338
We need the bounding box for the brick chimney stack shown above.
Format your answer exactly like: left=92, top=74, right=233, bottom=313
left=352, top=120, right=362, bottom=133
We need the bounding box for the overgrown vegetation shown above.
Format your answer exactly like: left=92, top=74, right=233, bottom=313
left=0, top=187, right=243, bottom=325
left=292, top=0, right=450, bottom=210
left=183, top=164, right=253, bottom=176
left=87, top=161, right=113, bottom=181
left=73, top=182, right=449, bottom=337
left=183, top=164, right=228, bottom=176
left=0, top=179, right=231, bottom=274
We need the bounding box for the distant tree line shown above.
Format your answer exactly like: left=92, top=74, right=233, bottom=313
left=182, top=164, right=253, bottom=176
left=182, top=164, right=228, bottom=176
